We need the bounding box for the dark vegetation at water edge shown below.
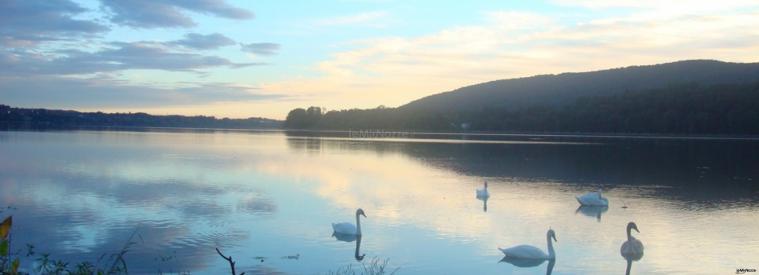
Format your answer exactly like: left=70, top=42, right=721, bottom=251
left=285, top=60, right=759, bottom=135
left=0, top=105, right=281, bottom=130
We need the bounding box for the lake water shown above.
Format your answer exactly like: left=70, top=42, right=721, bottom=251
left=1, top=130, right=758, bottom=274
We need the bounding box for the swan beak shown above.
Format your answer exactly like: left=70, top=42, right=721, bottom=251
left=361, top=213, right=367, bottom=218
left=553, top=235, right=557, bottom=242
left=634, top=227, right=640, bottom=233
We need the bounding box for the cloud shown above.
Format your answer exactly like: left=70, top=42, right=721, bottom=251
left=0, top=75, right=284, bottom=109
left=240, top=42, right=280, bottom=55
left=169, top=33, right=236, bottom=50
left=0, top=0, right=109, bottom=46
left=99, top=0, right=254, bottom=28
left=260, top=6, right=759, bottom=111
left=552, top=0, right=758, bottom=10
left=314, top=11, right=389, bottom=27
left=0, top=42, right=261, bottom=76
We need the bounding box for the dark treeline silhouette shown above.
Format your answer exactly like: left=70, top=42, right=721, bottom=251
left=0, top=105, right=281, bottom=130
left=285, top=60, right=759, bottom=135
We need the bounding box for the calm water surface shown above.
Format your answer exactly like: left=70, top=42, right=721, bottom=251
left=1, top=130, right=758, bottom=274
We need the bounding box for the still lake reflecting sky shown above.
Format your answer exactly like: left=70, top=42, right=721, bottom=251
left=1, top=130, right=758, bottom=274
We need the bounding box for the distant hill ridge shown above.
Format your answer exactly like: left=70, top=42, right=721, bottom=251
left=286, top=60, right=759, bottom=135
left=401, top=60, right=759, bottom=113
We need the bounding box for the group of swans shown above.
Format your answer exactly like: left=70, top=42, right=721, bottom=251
left=496, top=222, right=644, bottom=273
left=330, top=184, right=644, bottom=270
left=485, top=182, right=641, bottom=272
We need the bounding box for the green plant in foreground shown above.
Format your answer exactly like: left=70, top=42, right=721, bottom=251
left=1, top=216, right=20, bottom=275
left=29, top=229, right=139, bottom=275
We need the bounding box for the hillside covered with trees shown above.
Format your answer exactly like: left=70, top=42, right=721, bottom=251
left=285, top=60, right=759, bottom=135
left=0, top=105, right=281, bottom=130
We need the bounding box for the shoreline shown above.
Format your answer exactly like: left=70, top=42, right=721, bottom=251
left=3, top=125, right=759, bottom=141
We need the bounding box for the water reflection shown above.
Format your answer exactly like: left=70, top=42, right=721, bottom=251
left=575, top=206, right=609, bottom=222
left=478, top=196, right=488, bottom=212
left=332, top=232, right=359, bottom=242
left=500, top=258, right=555, bottom=275
left=285, top=132, right=759, bottom=205
left=332, top=230, right=365, bottom=261
left=1, top=130, right=758, bottom=274
left=355, top=235, right=365, bottom=261
left=624, top=257, right=635, bottom=275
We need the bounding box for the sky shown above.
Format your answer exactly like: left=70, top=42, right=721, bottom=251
left=1, top=0, right=759, bottom=119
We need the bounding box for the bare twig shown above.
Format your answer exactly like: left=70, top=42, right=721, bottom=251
left=216, top=248, right=244, bottom=275
left=108, top=228, right=139, bottom=274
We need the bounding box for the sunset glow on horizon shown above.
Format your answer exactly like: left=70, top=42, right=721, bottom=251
left=2, top=0, right=759, bottom=119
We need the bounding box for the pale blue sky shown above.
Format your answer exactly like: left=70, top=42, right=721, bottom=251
left=1, top=0, right=758, bottom=118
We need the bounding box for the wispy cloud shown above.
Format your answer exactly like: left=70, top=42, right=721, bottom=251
left=0, top=42, right=262, bottom=76
left=99, top=0, right=254, bottom=28
left=169, top=33, right=237, bottom=50
left=0, top=0, right=108, bottom=47
left=314, top=11, right=389, bottom=27
left=0, top=75, right=283, bottom=108
left=240, top=43, right=281, bottom=55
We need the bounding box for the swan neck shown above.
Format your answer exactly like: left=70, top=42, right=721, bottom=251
left=356, top=213, right=362, bottom=235
left=546, top=234, right=555, bottom=259
left=626, top=226, right=632, bottom=241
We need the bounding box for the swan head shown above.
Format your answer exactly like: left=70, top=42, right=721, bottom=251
left=627, top=222, right=639, bottom=233
left=547, top=228, right=557, bottom=242
left=356, top=208, right=367, bottom=218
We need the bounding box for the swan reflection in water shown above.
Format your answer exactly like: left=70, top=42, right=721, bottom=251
left=500, top=257, right=555, bottom=275
left=575, top=205, right=609, bottom=222
left=476, top=181, right=490, bottom=212
left=477, top=196, right=489, bottom=212
left=332, top=232, right=365, bottom=262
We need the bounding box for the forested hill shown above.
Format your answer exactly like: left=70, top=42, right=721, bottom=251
left=285, top=60, right=759, bottom=135
left=0, top=105, right=281, bottom=130
left=401, top=60, right=759, bottom=114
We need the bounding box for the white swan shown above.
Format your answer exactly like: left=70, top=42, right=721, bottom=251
left=476, top=181, right=490, bottom=198
left=499, top=229, right=557, bottom=260
left=620, top=222, right=644, bottom=260
left=576, top=189, right=609, bottom=206
left=332, top=208, right=366, bottom=236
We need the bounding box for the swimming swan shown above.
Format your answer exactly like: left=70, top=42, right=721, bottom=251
left=576, top=189, right=609, bottom=206
left=332, top=208, right=366, bottom=236
left=476, top=181, right=490, bottom=198
left=620, top=222, right=644, bottom=260
left=499, top=229, right=557, bottom=260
